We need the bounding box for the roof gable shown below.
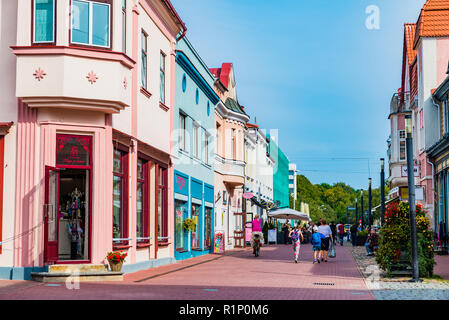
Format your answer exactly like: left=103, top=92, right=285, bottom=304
left=414, top=0, right=449, bottom=48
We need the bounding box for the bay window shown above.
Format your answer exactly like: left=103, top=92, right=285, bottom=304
left=113, top=146, right=128, bottom=245
left=71, top=0, right=111, bottom=48
left=33, top=0, right=55, bottom=44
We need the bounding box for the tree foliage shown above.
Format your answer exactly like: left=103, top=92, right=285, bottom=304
left=292, top=175, right=389, bottom=225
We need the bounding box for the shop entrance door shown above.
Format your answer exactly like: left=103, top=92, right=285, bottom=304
left=233, top=212, right=245, bottom=248
left=44, top=166, right=59, bottom=264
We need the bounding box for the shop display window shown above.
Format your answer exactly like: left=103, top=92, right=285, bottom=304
left=113, top=146, right=129, bottom=245
left=204, top=207, right=212, bottom=249
left=136, top=157, right=150, bottom=243
left=191, top=204, right=200, bottom=250
left=175, top=200, right=187, bottom=251
left=158, top=166, right=168, bottom=241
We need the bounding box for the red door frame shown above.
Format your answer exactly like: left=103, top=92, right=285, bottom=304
left=44, top=166, right=60, bottom=264
left=52, top=134, right=93, bottom=264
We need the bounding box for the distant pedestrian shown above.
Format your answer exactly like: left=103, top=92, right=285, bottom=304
left=365, top=229, right=379, bottom=256
left=289, top=225, right=304, bottom=263
left=350, top=223, right=358, bottom=247
left=330, top=221, right=337, bottom=245
left=282, top=221, right=290, bottom=245
left=337, top=221, right=345, bottom=246
left=310, top=226, right=322, bottom=264
left=318, top=219, right=333, bottom=262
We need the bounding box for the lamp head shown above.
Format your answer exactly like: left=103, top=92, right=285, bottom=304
left=380, top=158, right=385, bottom=170
left=405, top=115, right=412, bottom=137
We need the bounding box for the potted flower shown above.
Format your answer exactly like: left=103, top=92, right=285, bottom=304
left=106, top=251, right=127, bottom=272
left=183, top=218, right=196, bottom=232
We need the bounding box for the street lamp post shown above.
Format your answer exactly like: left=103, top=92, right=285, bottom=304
left=380, top=158, right=386, bottom=226
left=355, top=197, right=358, bottom=226
left=405, top=115, right=421, bottom=282
left=368, top=178, right=372, bottom=227
left=360, top=191, right=364, bottom=229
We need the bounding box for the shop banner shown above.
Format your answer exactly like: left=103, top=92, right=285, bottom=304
left=213, top=231, right=225, bottom=254
left=245, top=222, right=253, bottom=243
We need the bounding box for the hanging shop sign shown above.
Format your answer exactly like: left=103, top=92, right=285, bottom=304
left=56, top=134, right=91, bottom=166
left=401, top=165, right=419, bottom=177
left=243, top=192, right=254, bottom=199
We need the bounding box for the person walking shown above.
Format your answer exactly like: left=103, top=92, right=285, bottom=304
left=330, top=221, right=337, bottom=245
left=350, top=223, right=358, bottom=247
left=282, top=221, right=290, bottom=245
left=250, top=215, right=264, bottom=254
left=318, top=219, right=333, bottom=262
left=337, top=221, right=345, bottom=246
left=289, top=225, right=304, bottom=263
left=310, top=226, right=322, bottom=264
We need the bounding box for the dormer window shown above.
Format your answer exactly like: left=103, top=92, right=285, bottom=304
left=71, top=0, right=112, bottom=49
left=33, top=0, right=56, bottom=44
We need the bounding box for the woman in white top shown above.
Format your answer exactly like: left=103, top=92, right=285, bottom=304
left=317, top=219, right=333, bottom=262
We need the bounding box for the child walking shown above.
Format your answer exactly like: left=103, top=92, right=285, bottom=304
left=289, top=225, right=304, bottom=263
left=310, top=226, right=322, bottom=264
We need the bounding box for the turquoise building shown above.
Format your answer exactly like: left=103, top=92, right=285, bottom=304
left=267, top=134, right=290, bottom=209
left=174, top=37, right=219, bottom=260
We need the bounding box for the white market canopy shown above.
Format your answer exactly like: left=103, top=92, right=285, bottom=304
left=268, top=208, right=311, bottom=221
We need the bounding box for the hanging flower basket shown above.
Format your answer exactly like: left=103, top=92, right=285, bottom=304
left=106, top=251, right=127, bottom=272
left=183, top=218, right=196, bottom=232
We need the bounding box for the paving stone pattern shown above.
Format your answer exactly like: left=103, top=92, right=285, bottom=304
left=0, top=243, right=373, bottom=300
left=347, top=240, right=449, bottom=300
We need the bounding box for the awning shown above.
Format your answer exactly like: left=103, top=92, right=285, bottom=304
left=268, top=208, right=311, bottom=221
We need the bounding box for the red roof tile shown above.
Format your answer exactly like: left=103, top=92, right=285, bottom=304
left=209, top=63, right=233, bottom=89
left=414, top=0, right=449, bottom=48
left=405, top=23, right=417, bottom=65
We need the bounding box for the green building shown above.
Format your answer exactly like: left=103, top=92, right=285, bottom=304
left=267, top=134, right=289, bottom=209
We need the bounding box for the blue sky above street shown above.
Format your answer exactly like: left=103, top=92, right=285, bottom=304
left=171, top=0, right=427, bottom=190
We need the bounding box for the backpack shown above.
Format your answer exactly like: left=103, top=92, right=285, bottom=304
left=311, top=233, right=321, bottom=245
left=291, top=230, right=300, bottom=242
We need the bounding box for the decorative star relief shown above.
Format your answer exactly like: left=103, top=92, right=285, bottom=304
left=33, top=68, right=46, bottom=81
left=123, top=77, right=128, bottom=89
left=86, top=71, right=98, bottom=84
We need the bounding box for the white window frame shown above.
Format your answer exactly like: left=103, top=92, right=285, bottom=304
left=33, top=0, right=56, bottom=43
left=71, top=0, right=111, bottom=48
left=204, top=131, right=210, bottom=165
left=179, top=113, right=186, bottom=152
left=160, top=51, right=166, bottom=104
left=193, top=123, right=199, bottom=159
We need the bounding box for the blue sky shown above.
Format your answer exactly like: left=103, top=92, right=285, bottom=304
left=171, top=0, right=427, bottom=190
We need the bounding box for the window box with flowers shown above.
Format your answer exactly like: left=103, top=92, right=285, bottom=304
left=107, top=251, right=128, bottom=272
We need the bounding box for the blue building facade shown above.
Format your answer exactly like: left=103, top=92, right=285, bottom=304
left=174, top=37, right=219, bottom=260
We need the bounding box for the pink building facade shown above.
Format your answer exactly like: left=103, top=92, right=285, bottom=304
left=389, top=0, right=449, bottom=237
left=0, top=0, right=186, bottom=279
